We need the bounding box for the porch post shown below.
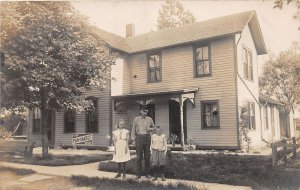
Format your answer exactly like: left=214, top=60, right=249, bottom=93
left=179, top=96, right=185, bottom=147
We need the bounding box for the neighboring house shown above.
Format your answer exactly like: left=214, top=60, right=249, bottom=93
left=27, top=10, right=296, bottom=149
left=259, top=93, right=296, bottom=143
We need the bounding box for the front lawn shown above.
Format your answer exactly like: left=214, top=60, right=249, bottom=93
left=99, top=152, right=300, bottom=190
left=70, top=175, right=201, bottom=190
left=0, top=153, right=113, bottom=166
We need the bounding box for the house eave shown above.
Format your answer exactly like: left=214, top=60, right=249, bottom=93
left=112, top=88, right=199, bottom=100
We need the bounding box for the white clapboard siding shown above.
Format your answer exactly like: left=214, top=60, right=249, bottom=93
left=236, top=24, right=262, bottom=147
left=52, top=87, right=110, bottom=146
left=121, top=36, right=238, bottom=147
left=111, top=53, right=131, bottom=96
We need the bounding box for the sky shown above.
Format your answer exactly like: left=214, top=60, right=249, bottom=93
left=72, top=0, right=299, bottom=57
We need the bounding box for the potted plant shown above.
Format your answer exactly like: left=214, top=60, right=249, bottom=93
left=169, top=133, right=178, bottom=147
left=184, top=136, right=196, bottom=151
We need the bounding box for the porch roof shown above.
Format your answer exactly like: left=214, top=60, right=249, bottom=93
left=112, top=88, right=199, bottom=100
left=259, top=93, right=283, bottom=106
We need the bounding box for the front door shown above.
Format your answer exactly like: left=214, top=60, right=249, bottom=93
left=169, top=100, right=187, bottom=144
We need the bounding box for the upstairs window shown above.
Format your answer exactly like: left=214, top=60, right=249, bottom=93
left=64, top=110, right=75, bottom=133
left=246, top=101, right=256, bottom=130
left=243, top=47, right=253, bottom=80
left=148, top=53, right=161, bottom=82
left=201, top=101, right=219, bottom=129
left=195, top=45, right=211, bottom=77
left=32, top=107, right=41, bottom=134
left=86, top=98, right=98, bottom=133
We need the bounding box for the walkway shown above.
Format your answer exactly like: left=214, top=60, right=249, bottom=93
left=0, top=161, right=252, bottom=190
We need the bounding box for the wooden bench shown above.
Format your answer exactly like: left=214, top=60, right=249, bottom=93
left=0, top=139, right=35, bottom=158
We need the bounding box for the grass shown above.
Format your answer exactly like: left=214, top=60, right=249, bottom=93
left=70, top=175, right=203, bottom=190
left=0, top=166, right=36, bottom=175
left=99, top=152, right=300, bottom=190
left=285, top=151, right=300, bottom=169
left=0, top=153, right=113, bottom=166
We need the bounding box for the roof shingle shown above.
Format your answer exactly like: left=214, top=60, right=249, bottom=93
left=92, top=10, right=266, bottom=54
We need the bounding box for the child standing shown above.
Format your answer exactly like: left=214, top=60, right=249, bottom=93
left=112, top=120, right=130, bottom=179
left=150, top=126, right=167, bottom=181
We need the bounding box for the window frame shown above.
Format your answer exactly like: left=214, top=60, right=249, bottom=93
left=242, top=46, right=254, bottom=81
left=32, top=107, right=42, bottom=134
left=246, top=101, right=256, bottom=130
left=86, top=97, right=99, bottom=133
left=201, top=100, right=220, bottom=129
left=194, top=44, right=212, bottom=77
left=64, top=110, right=76, bottom=133
left=147, top=52, right=162, bottom=83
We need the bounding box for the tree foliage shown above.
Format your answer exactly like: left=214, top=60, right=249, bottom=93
left=260, top=43, right=300, bottom=112
left=274, top=0, right=300, bottom=29
left=0, top=2, right=115, bottom=156
left=1, top=2, right=114, bottom=111
left=157, top=0, right=196, bottom=31
left=239, top=105, right=252, bottom=153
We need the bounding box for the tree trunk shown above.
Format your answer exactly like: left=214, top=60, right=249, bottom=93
left=40, top=87, right=49, bottom=158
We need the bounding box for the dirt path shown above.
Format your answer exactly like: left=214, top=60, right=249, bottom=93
left=0, top=161, right=252, bottom=190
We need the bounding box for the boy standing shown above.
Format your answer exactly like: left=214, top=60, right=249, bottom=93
left=150, top=126, right=167, bottom=181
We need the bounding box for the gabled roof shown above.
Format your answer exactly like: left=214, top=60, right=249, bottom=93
left=93, top=10, right=267, bottom=55
left=259, top=93, right=283, bottom=105
left=91, top=27, right=130, bottom=53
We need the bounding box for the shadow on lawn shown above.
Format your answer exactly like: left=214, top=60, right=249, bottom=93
left=0, top=153, right=113, bottom=166
left=0, top=166, right=36, bottom=175
left=99, top=152, right=300, bottom=190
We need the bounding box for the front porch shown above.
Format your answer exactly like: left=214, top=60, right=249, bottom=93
left=112, top=89, right=198, bottom=147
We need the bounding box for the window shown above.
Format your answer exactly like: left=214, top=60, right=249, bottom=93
left=264, top=106, right=269, bottom=129
left=86, top=98, right=98, bottom=133
left=270, top=106, right=275, bottom=136
left=243, top=47, right=253, bottom=80
left=64, top=110, right=75, bottom=133
left=201, top=101, right=219, bottom=129
left=246, top=101, right=256, bottom=130
left=195, top=45, right=211, bottom=77
left=148, top=53, right=161, bottom=82
left=32, top=107, right=41, bottom=134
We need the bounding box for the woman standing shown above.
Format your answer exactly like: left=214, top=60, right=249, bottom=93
left=112, top=120, right=130, bottom=179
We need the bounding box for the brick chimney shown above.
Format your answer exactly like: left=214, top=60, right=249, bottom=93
left=126, top=23, right=135, bottom=38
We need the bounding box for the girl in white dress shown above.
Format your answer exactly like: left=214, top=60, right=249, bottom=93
left=112, top=120, right=130, bottom=179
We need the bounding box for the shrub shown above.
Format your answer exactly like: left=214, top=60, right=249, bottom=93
left=70, top=175, right=201, bottom=190
left=99, top=152, right=300, bottom=190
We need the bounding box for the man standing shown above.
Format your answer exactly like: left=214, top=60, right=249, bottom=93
left=131, top=107, right=154, bottom=180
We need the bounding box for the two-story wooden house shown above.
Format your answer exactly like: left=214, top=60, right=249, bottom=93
left=105, top=10, right=295, bottom=149
left=27, top=10, right=296, bottom=149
